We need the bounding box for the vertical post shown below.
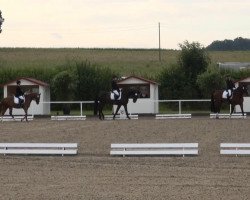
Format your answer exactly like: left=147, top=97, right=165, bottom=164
left=179, top=100, right=181, bottom=114
left=80, top=102, right=83, bottom=116
left=158, top=22, right=161, bottom=62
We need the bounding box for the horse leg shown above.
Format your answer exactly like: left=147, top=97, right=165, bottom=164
left=230, top=104, right=235, bottom=118
left=124, top=105, right=130, bottom=120
left=113, top=105, right=121, bottom=120
left=1, top=107, right=8, bottom=122
left=21, top=108, right=28, bottom=122
left=215, top=102, right=221, bottom=119
left=9, top=108, right=15, bottom=121
left=98, top=105, right=104, bottom=120
left=240, top=103, right=245, bottom=117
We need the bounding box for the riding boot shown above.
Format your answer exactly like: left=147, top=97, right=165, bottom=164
left=19, top=99, right=23, bottom=107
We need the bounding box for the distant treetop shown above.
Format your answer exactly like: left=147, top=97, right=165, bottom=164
left=206, top=37, right=250, bottom=51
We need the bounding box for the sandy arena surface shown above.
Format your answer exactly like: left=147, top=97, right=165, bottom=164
left=0, top=117, right=250, bottom=200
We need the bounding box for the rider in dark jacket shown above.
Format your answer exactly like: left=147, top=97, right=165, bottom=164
left=225, top=75, right=235, bottom=101
left=15, top=80, right=24, bottom=106
left=111, top=76, right=120, bottom=100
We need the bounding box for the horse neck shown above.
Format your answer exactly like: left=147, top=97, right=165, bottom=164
left=233, top=87, right=245, bottom=99
left=124, top=89, right=134, bottom=98
left=25, top=93, right=36, bottom=105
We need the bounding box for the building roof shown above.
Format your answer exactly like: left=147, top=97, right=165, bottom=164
left=0, top=77, right=49, bottom=87
left=117, top=75, right=159, bottom=85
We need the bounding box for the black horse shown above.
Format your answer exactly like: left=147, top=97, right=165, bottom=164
left=211, top=85, right=248, bottom=119
left=94, top=88, right=140, bottom=120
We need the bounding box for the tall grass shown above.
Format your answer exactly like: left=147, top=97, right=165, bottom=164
left=1, top=48, right=250, bottom=79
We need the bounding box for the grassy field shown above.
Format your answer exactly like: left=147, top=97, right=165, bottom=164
left=0, top=48, right=250, bottom=78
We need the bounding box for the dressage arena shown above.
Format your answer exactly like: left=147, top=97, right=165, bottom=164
left=0, top=117, right=249, bottom=199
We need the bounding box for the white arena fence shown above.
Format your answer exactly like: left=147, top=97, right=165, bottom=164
left=110, top=143, right=199, bottom=157
left=0, top=143, right=78, bottom=156
left=38, top=99, right=239, bottom=116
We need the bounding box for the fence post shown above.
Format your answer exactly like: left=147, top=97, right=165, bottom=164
left=80, top=102, right=83, bottom=116
left=179, top=100, right=181, bottom=114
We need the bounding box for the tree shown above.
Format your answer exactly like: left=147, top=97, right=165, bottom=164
left=196, top=67, right=224, bottom=98
left=178, top=41, right=210, bottom=83
left=51, top=70, right=76, bottom=114
left=158, top=41, right=211, bottom=99
left=206, top=37, right=250, bottom=51
left=0, top=10, right=4, bottom=33
left=75, top=61, right=114, bottom=101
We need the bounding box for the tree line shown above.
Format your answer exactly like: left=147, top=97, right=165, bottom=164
left=206, top=37, right=250, bottom=51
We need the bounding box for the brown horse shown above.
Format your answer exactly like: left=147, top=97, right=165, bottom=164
left=211, top=85, right=248, bottom=119
left=94, top=88, right=140, bottom=120
left=0, top=92, right=41, bottom=122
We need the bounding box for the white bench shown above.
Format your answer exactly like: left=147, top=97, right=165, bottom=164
left=220, top=143, right=250, bottom=156
left=105, top=114, right=138, bottom=120
left=210, top=113, right=246, bottom=119
left=155, top=114, right=191, bottom=119
left=51, top=115, right=86, bottom=120
left=1, top=115, right=34, bottom=122
left=110, top=143, right=198, bottom=157
left=0, top=143, right=78, bottom=156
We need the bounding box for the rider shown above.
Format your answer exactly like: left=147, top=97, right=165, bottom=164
left=111, top=75, right=120, bottom=100
left=15, top=80, right=24, bottom=107
left=225, top=75, right=235, bottom=102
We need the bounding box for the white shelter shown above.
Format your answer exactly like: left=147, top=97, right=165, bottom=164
left=234, top=77, right=250, bottom=113
left=115, top=76, right=159, bottom=114
left=0, top=77, right=50, bottom=115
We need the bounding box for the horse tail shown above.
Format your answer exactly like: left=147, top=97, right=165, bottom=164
left=210, top=91, right=215, bottom=112
left=93, top=98, right=99, bottom=115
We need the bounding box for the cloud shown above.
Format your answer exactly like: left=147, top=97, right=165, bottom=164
left=51, top=33, right=62, bottom=40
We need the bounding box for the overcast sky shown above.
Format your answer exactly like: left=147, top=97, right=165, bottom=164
left=0, top=0, right=249, bottom=49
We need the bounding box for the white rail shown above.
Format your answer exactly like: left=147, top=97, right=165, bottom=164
left=39, top=99, right=235, bottom=115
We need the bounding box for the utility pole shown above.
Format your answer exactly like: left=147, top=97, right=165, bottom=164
left=158, top=22, right=161, bottom=62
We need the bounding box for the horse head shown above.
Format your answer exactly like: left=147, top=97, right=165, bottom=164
left=130, top=89, right=141, bottom=103
left=242, top=85, right=249, bottom=96
left=35, top=93, right=41, bottom=104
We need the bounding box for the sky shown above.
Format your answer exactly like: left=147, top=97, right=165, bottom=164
left=0, top=0, right=249, bottom=49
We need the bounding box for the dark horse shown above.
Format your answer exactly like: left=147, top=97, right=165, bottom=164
left=211, top=85, right=248, bottom=119
left=0, top=92, right=41, bottom=122
left=94, top=88, right=140, bottom=120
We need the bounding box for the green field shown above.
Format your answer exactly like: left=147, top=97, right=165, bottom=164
left=0, top=48, right=250, bottom=78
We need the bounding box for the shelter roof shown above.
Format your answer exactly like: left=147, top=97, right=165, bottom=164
left=117, top=75, right=159, bottom=85
left=0, top=77, right=49, bottom=87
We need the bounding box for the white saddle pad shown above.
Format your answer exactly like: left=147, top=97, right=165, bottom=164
left=110, top=92, right=122, bottom=100
left=14, top=97, right=19, bottom=104
left=14, top=96, right=25, bottom=104
left=222, top=90, right=232, bottom=99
